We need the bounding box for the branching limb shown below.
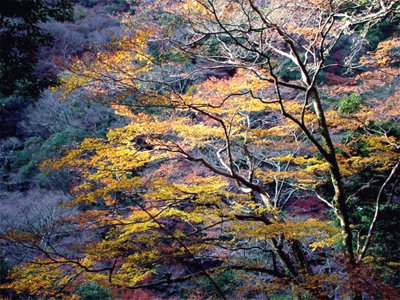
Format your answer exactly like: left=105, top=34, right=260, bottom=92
left=357, top=159, right=400, bottom=263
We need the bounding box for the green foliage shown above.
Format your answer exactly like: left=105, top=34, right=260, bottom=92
left=74, top=7, right=88, bottom=20
left=76, top=282, right=114, bottom=300
left=0, top=251, right=11, bottom=300
left=353, top=202, right=400, bottom=261
left=339, top=93, right=364, bottom=113
left=270, top=295, right=314, bottom=300
left=11, top=128, right=87, bottom=183
left=270, top=296, right=296, bottom=300
left=0, top=251, right=10, bottom=284
left=368, top=120, right=400, bottom=139
left=3, top=93, right=121, bottom=187
left=276, top=57, right=301, bottom=81
left=194, top=270, right=241, bottom=297
left=365, top=20, right=400, bottom=50
left=104, top=4, right=121, bottom=13
left=79, top=0, right=99, bottom=8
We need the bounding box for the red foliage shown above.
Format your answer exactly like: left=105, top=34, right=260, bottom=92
left=325, top=73, right=356, bottom=86
left=115, top=288, right=164, bottom=300
left=342, top=264, right=400, bottom=300
left=286, top=197, right=329, bottom=220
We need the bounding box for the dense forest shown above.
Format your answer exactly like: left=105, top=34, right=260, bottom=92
left=0, top=0, right=399, bottom=299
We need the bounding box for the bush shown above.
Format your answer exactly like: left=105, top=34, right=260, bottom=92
left=193, top=269, right=242, bottom=297
left=79, top=0, right=99, bottom=8
left=277, top=57, right=301, bottom=81
left=339, top=93, right=364, bottom=113
left=76, top=282, right=114, bottom=300
left=0, top=251, right=10, bottom=284
left=366, top=20, right=400, bottom=50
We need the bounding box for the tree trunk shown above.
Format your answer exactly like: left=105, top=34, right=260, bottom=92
left=310, top=88, right=355, bottom=265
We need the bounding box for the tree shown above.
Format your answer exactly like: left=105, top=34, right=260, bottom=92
left=0, top=0, right=73, bottom=98
left=2, top=0, right=399, bottom=299
left=0, top=0, right=74, bottom=137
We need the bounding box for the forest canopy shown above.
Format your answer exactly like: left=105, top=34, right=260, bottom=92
left=0, top=0, right=399, bottom=299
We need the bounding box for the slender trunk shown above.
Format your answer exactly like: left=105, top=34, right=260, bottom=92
left=270, top=237, right=299, bottom=277
left=310, top=88, right=355, bottom=265
left=291, top=240, right=312, bottom=274
left=330, top=164, right=355, bottom=265
left=357, top=159, right=400, bottom=263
